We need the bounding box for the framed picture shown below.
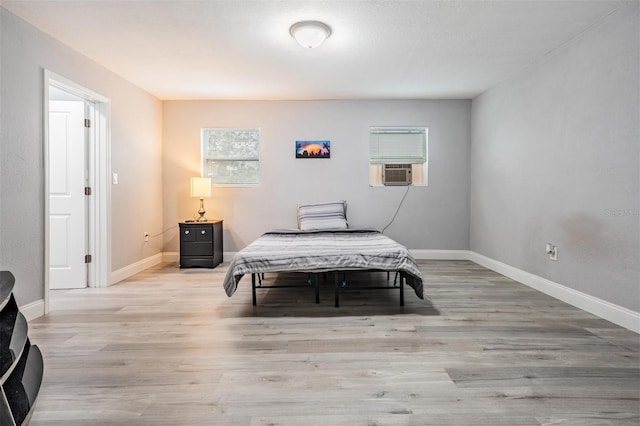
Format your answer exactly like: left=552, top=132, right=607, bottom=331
left=295, top=140, right=331, bottom=159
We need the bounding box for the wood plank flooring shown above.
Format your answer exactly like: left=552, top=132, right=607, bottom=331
left=28, top=260, right=639, bottom=425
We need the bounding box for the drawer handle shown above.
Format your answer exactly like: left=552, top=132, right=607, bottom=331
left=201, top=230, right=206, bottom=235
left=184, top=230, right=190, bottom=235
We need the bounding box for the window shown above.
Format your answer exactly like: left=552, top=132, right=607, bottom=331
left=369, top=127, right=428, bottom=186
left=202, top=128, right=260, bottom=186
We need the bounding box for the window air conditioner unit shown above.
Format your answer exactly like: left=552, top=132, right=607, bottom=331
left=383, top=164, right=412, bottom=186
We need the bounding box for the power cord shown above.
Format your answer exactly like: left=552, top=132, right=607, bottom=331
left=147, top=225, right=178, bottom=239
left=382, top=185, right=411, bottom=234
left=144, top=225, right=178, bottom=249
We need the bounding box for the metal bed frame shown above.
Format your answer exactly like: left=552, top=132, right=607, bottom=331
left=250, top=272, right=320, bottom=306
left=333, top=271, right=405, bottom=307
left=250, top=270, right=405, bottom=307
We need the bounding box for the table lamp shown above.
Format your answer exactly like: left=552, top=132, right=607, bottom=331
left=190, top=177, right=211, bottom=222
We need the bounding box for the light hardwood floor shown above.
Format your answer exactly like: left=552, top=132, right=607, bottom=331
left=28, top=260, right=639, bottom=425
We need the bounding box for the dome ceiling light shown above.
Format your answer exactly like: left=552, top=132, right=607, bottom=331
left=289, top=20, right=332, bottom=49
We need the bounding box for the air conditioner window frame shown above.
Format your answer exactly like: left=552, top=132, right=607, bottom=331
left=369, top=126, right=428, bottom=187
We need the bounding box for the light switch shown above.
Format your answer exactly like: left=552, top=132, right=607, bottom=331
left=112, top=173, right=118, bottom=185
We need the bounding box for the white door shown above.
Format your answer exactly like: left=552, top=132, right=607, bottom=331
left=49, top=100, right=88, bottom=289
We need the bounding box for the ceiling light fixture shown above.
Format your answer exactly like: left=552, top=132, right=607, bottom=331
left=289, top=20, right=332, bottom=49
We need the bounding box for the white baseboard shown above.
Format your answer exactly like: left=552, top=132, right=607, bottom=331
left=410, top=249, right=470, bottom=260
left=469, top=252, right=640, bottom=333
left=20, top=299, right=45, bottom=322
left=110, top=253, right=163, bottom=285
left=163, top=251, right=179, bottom=262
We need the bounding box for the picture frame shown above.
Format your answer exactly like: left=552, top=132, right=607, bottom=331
left=295, top=140, right=331, bottom=159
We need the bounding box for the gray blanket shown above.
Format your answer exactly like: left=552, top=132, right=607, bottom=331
left=222, top=228, right=423, bottom=299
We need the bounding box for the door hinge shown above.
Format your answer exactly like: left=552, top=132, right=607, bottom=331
left=84, top=187, right=92, bottom=196
left=84, top=118, right=91, bottom=128
left=85, top=254, right=92, bottom=264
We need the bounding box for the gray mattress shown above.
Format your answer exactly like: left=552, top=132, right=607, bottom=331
left=222, top=228, right=423, bottom=299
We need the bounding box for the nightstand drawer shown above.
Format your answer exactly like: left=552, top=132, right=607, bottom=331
left=180, top=226, right=212, bottom=242
left=181, top=227, right=196, bottom=242
left=181, top=242, right=213, bottom=256
left=195, top=227, right=212, bottom=242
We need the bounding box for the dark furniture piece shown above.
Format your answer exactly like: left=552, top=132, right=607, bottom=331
left=1, top=271, right=44, bottom=426
left=179, top=220, right=223, bottom=268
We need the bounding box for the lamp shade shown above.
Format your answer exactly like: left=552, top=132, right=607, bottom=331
left=290, top=21, right=331, bottom=49
left=190, top=177, right=211, bottom=198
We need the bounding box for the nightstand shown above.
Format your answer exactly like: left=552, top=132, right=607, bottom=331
left=179, top=220, right=223, bottom=268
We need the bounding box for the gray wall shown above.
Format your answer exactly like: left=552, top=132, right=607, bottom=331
left=470, top=3, right=639, bottom=312
left=162, top=100, right=471, bottom=252
left=0, top=8, right=163, bottom=306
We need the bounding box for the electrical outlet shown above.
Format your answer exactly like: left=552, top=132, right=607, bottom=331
left=144, top=232, right=149, bottom=242
left=546, top=243, right=557, bottom=261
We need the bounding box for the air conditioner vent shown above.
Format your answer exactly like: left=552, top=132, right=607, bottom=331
left=383, top=164, right=412, bottom=186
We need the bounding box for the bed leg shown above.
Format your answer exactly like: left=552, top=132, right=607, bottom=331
left=314, top=274, right=320, bottom=304
left=251, top=273, right=257, bottom=306
left=334, top=274, right=340, bottom=308
left=399, top=272, right=405, bottom=306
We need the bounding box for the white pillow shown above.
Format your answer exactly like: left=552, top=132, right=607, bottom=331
left=297, top=201, right=348, bottom=231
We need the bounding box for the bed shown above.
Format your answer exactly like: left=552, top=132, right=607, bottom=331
left=222, top=227, right=424, bottom=307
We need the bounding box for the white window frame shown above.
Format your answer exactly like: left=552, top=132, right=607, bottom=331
left=201, top=128, right=260, bottom=187
left=369, top=127, right=428, bottom=187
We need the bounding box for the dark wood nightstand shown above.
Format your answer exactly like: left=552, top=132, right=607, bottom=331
left=179, top=220, right=223, bottom=268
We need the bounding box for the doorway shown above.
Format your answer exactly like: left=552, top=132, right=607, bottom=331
left=44, top=71, right=111, bottom=312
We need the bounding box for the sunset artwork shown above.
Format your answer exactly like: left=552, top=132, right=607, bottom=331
left=296, top=140, right=331, bottom=159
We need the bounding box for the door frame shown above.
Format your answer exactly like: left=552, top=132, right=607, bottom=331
left=43, top=70, right=112, bottom=313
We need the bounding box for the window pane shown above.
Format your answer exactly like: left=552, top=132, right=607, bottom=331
left=205, top=160, right=259, bottom=185
left=370, top=131, right=426, bottom=164
left=204, top=128, right=259, bottom=160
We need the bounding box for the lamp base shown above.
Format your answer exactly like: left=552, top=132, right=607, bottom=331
left=197, top=198, right=207, bottom=222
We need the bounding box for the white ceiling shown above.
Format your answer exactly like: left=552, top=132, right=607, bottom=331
left=0, top=0, right=627, bottom=100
